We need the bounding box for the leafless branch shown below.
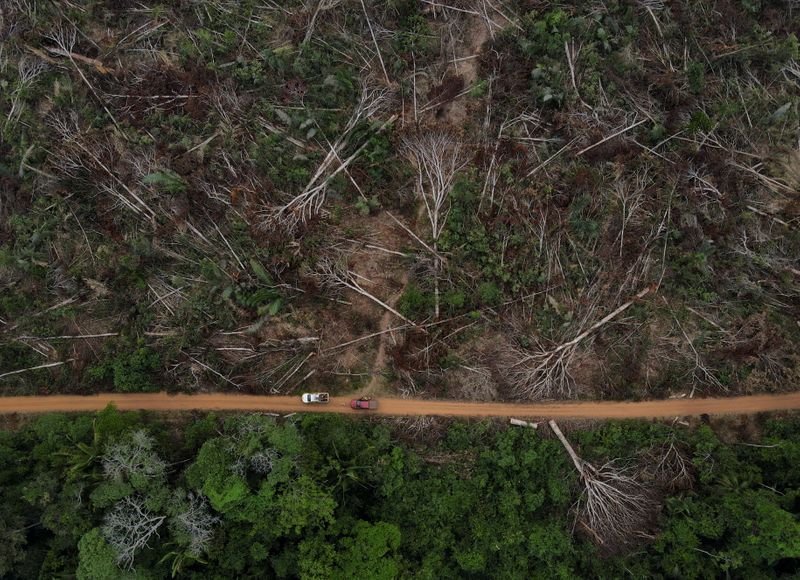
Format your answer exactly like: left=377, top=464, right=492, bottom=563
left=103, top=496, right=166, bottom=569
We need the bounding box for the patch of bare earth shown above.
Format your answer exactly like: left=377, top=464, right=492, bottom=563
left=436, top=15, right=489, bottom=125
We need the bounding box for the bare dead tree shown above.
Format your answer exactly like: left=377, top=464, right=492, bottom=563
left=2, top=1, right=39, bottom=40
left=402, top=130, right=468, bottom=318
left=403, top=130, right=467, bottom=243
left=687, top=167, right=726, bottom=221
left=650, top=434, right=693, bottom=491
left=662, top=300, right=726, bottom=396
left=264, top=84, right=391, bottom=233
left=216, top=331, right=320, bottom=394
left=481, top=110, right=542, bottom=208
left=103, top=496, right=166, bottom=569
left=5, top=55, right=46, bottom=128
left=315, top=257, right=415, bottom=325
left=550, top=420, right=655, bottom=550
left=578, top=460, right=655, bottom=548
left=102, top=430, right=167, bottom=483
left=173, top=494, right=220, bottom=557
left=180, top=348, right=244, bottom=390
left=503, top=328, right=587, bottom=400
left=45, top=25, right=122, bottom=131
left=392, top=414, right=440, bottom=442
left=225, top=415, right=284, bottom=475
left=613, top=167, right=650, bottom=256
left=147, top=276, right=187, bottom=320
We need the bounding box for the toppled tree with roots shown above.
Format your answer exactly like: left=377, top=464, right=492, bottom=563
left=505, top=286, right=654, bottom=400
left=550, top=420, right=657, bottom=552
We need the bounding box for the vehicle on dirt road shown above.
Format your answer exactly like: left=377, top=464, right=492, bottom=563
left=301, top=393, right=330, bottom=404
left=350, top=397, right=378, bottom=410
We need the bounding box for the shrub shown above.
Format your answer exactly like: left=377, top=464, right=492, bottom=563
left=477, top=282, right=501, bottom=307
left=444, top=289, right=466, bottom=311
left=89, top=340, right=161, bottom=393
left=687, top=61, right=706, bottom=94
left=142, top=170, right=187, bottom=195
left=569, top=194, right=599, bottom=242
left=687, top=110, right=714, bottom=133
left=113, top=344, right=160, bottom=393
left=397, top=282, right=434, bottom=319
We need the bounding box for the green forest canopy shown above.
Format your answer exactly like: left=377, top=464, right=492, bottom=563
left=1, top=410, right=799, bottom=578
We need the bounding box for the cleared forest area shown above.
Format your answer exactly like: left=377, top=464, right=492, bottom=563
left=1, top=2, right=798, bottom=402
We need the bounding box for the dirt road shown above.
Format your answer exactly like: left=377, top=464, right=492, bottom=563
left=1, top=392, right=799, bottom=418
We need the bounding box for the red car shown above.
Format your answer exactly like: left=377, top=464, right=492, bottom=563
left=350, top=397, right=378, bottom=410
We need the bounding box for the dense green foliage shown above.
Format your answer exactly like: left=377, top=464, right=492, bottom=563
left=1, top=410, right=799, bottom=578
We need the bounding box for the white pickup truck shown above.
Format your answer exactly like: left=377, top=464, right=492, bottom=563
left=301, top=392, right=330, bottom=404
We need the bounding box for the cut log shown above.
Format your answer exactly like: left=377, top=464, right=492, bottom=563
left=510, top=418, right=538, bottom=429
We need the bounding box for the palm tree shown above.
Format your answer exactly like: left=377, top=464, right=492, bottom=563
left=57, top=419, right=102, bottom=480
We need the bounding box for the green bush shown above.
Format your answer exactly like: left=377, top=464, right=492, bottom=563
left=687, top=61, right=706, bottom=94
left=668, top=247, right=717, bottom=302
left=687, top=110, right=715, bottom=133
left=443, top=289, right=466, bottom=311
left=89, top=340, right=161, bottom=393
left=569, top=194, right=599, bottom=242
left=142, top=170, right=187, bottom=195
left=113, top=344, right=161, bottom=393
left=397, top=282, right=434, bottom=319
left=354, top=196, right=381, bottom=216
left=477, top=281, right=501, bottom=307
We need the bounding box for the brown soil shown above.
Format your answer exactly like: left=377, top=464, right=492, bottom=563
left=436, top=14, right=489, bottom=125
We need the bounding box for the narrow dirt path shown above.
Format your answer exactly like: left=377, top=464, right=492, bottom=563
left=2, top=392, right=800, bottom=418
left=363, top=283, right=406, bottom=395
